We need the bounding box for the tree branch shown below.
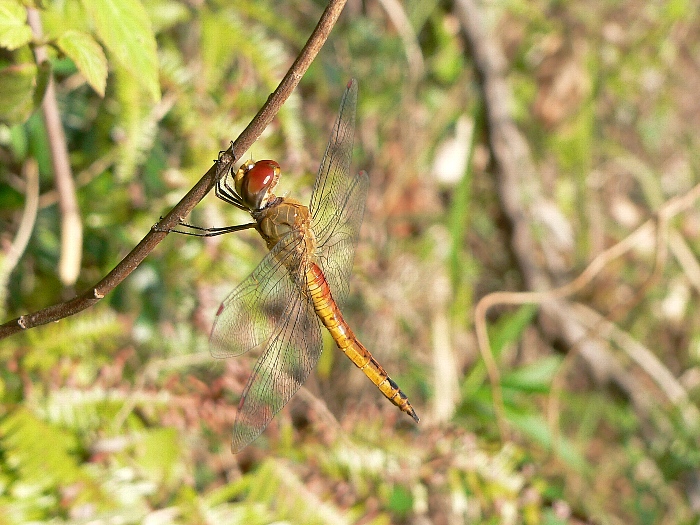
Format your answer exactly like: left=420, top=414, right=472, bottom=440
left=0, top=0, right=348, bottom=339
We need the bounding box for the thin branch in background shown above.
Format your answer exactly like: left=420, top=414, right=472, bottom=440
left=0, top=160, right=40, bottom=313
left=3, top=93, right=177, bottom=209
left=39, top=151, right=118, bottom=209
left=377, top=0, right=424, bottom=81
left=456, top=0, right=700, bottom=442
left=26, top=8, right=83, bottom=286
left=474, top=184, right=700, bottom=436
left=456, top=0, right=544, bottom=439
left=295, top=385, right=345, bottom=439
left=571, top=302, right=698, bottom=419
left=669, top=228, right=700, bottom=293
left=546, top=300, right=700, bottom=463
left=112, top=351, right=214, bottom=431
left=4, top=150, right=117, bottom=209
left=430, top=268, right=459, bottom=423
left=0, top=0, right=349, bottom=339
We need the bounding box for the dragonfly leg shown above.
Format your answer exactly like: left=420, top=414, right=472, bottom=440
left=168, top=221, right=257, bottom=237
left=153, top=216, right=257, bottom=237
left=215, top=175, right=247, bottom=210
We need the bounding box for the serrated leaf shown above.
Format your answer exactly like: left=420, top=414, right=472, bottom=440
left=0, top=0, right=33, bottom=50
left=0, top=407, right=81, bottom=489
left=82, top=0, right=160, bottom=102
left=56, top=30, right=107, bottom=96
left=0, top=62, right=37, bottom=124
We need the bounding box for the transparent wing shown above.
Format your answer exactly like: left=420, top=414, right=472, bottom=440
left=210, top=231, right=324, bottom=452
left=309, top=79, right=369, bottom=303
left=315, top=171, right=369, bottom=302
left=210, top=231, right=306, bottom=358
left=230, top=289, right=322, bottom=453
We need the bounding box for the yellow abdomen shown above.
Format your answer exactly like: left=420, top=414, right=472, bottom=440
left=306, top=262, right=419, bottom=422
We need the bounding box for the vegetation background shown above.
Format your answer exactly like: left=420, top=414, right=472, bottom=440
left=1, top=0, right=699, bottom=523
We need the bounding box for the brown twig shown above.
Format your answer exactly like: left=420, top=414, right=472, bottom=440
left=473, top=182, right=700, bottom=430
left=0, top=160, right=40, bottom=312
left=27, top=8, right=83, bottom=286
left=376, top=0, right=424, bottom=81
left=455, top=0, right=543, bottom=439
left=0, top=0, right=348, bottom=339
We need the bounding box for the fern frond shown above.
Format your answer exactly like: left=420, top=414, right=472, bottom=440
left=23, top=309, right=122, bottom=373
left=204, top=458, right=350, bottom=525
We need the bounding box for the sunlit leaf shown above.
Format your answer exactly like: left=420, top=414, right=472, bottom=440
left=488, top=304, right=538, bottom=356
left=56, top=30, right=107, bottom=96
left=0, top=408, right=82, bottom=489
left=136, top=428, right=180, bottom=485
left=144, top=0, right=190, bottom=33
left=0, top=0, right=32, bottom=50
left=82, top=0, right=160, bottom=101
left=0, top=62, right=37, bottom=124
left=501, top=355, right=562, bottom=393
left=506, top=410, right=589, bottom=472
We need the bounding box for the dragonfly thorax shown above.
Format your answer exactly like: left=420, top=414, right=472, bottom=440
left=253, top=198, right=314, bottom=253
left=234, top=159, right=281, bottom=211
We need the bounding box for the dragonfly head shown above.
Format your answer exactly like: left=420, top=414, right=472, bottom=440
left=234, top=159, right=281, bottom=210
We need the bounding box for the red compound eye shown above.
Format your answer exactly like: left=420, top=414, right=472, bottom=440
left=246, top=160, right=279, bottom=194
left=240, top=160, right=280, bottom=209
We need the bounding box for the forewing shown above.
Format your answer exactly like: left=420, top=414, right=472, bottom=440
left=309, top=79, right=368, bottom=303
left=230, top=286, right=322, bottom=453
left=309, top=79, right=357, bottom=248
left=315, top=171, right=369, bottom=302
left=210, top=231, right=306, bottom=358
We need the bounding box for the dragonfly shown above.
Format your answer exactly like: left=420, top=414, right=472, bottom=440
left=184, top=79, right=418, bottom=453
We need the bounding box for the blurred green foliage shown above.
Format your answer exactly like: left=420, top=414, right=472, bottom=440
left=0, top=0, right=699, bottom=523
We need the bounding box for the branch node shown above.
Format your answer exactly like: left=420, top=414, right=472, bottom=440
left=93, top=289, right=104, bottom=299
left=18, top=316, right=27, bottom=329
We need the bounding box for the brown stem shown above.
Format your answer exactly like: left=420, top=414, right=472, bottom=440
left=0, top=0, right=348, bottom=339
left=27, top=8, right=83, bottom=286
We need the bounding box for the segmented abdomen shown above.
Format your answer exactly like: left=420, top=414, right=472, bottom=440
left=306, top=262, right=419, bottom=422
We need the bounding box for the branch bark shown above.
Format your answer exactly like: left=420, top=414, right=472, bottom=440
left=0, top=0, right=348, bottom=339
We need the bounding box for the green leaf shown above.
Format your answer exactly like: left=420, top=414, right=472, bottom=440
left=0, top=0, right=32, bottom=50
left=0, top=408, right=82, bottom=489
left=506, top=410, right=589, bottom=472
left=501, top=355, right=563, bottom=393
left=462, top=305, right=539, bottom=399
left=56, top=30, right=107, bottom=96
left=488, top=304, right=538, bottom=356
left=0, top=62, right=37, bottom=125
left=136, top=428, right=180, bottom=485
left=32, top=59, right=51, bottom=106
left=82, top=0, right=160, bottom=101
left=387, top=485, right=413, bottom=517
left=144, top=0, right=190, bottom=33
